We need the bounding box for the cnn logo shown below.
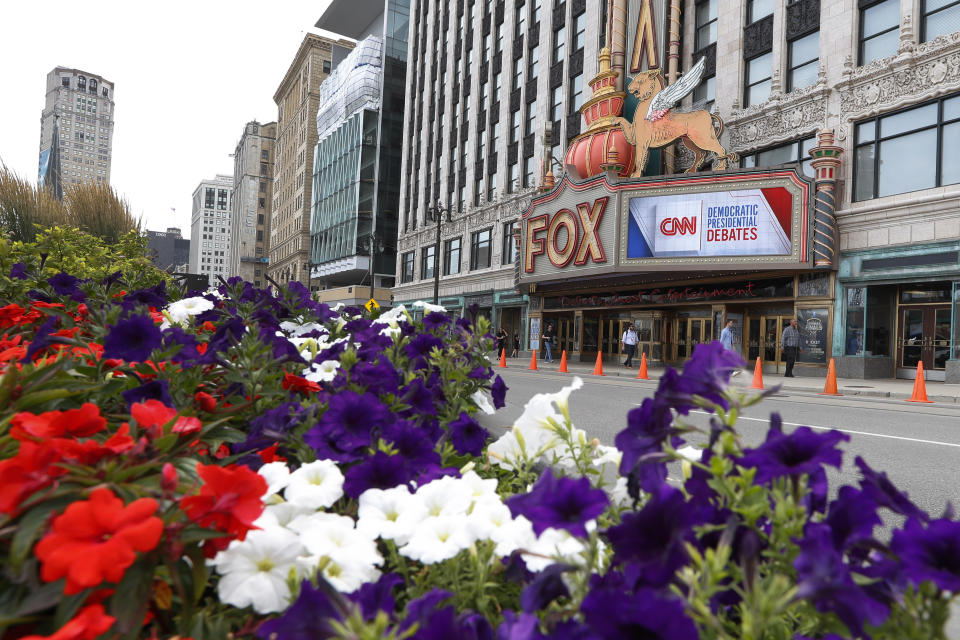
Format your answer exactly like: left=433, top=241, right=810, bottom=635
left=659, top=216, right=698, bottom=236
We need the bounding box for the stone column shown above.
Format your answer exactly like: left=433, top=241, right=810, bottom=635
left=808, top=129, right=843, bottom=269
left=610, top=0, right=629, bottom=90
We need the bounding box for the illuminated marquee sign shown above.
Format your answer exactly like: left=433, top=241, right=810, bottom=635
left=525, top=198, right=608, bottom=272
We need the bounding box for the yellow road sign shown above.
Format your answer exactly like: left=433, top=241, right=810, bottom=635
left=365, top=298, right=380, bottom=312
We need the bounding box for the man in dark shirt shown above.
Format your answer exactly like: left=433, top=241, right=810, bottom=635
left=542, top=321, right=555, bottom=363
left=781, top=318, right=802, bottom=377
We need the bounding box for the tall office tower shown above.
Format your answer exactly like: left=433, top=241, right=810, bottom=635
left=268, top=34, right=354, bottom=288
left=308, top=0, right=410, bottom=293
left=146, top=227, right=191, bottom=273
left=392, top=0, right=602, bottom=337
left=230, top=121, right=277, bottom=287
left=189, top=175, right=234, bottom=286
left=38, top=67, right=116, bottom=187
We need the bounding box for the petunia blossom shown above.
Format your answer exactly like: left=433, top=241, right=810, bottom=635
left=506, top=468, right=608, bottom=538
left=212, top=526, right=305, bottom=614
left=284, top=459, right=345, bottom=509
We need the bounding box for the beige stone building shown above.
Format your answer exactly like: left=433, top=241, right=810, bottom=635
left=269, top=34, right=354, bottom=288
left=230, top=121, right=277, bottom=287
left=38, top=67, right=115, bottom=187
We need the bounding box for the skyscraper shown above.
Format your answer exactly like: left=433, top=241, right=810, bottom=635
left=38, top=67, right=115, bottom=187
left=230, top=121, right=277, bottom=288
left=189, top=175, right=234, bottom=286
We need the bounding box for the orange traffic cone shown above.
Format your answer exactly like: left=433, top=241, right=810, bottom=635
left=592, top=351, right=605, bottom=376
left=558, top=350, right=568, bottom=373
left=498, top=349, right=507, bottom=368
left=750, top=357, right=764, bottom=389
left=820, top=358, right=841, bottom=395
left=906, top=361, right=934, bottom=403
left=528, top=349, right=538, bottom=371
left=636, top=352, right=649, bottom=379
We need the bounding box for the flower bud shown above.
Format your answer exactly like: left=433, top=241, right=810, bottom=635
left=161, top=463, right=178, bottom=492
left=194, top=391, right=216, bottom=413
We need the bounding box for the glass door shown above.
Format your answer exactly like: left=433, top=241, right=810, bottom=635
left=676, top=319, right=689, bottom=360
left=747, top=317, right=762, bottom=361
left=898, top=305, right=952, bottom=376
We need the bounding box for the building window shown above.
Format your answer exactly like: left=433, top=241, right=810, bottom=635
left=693, top=76, right=715, bottom=112
left=744, top=52, right=772, bottom=107
left=524, top=154, right=536, bottom=187
left=421, top=245, right=436, bottom=279
left=470, top=228, right=492, bottom=269
left=61, top=77, right=70, bottom=88
left=474, top=176, right=484, bottom=205
left=526, top=100, right=537, bottom=135
left=492, top=122, right=501, bottom=149
left=741, top=136, right=815, bottom=175
left=860, top=0, right=899, bottom=65
left=488, top=172, right=498, bottom=200
left=444, top=237, right=462, bottom=275
left=511, top=110, right=521, bottom=143
left=788, top=30, right=819, bottom=91
left=502, top=221, right=517, bottom=264
left=258, top=198, right=265, bottom=210
left=551, top=85, right=563, bottom=121
left=323, top=59, right=331, bottom=73
left=89, top=79, right=98, bottom=93
left=513, top=57, right=524, bottom=90
left=496, top=22, right=504, bottom=52
left=573, top=12, right=586, bottom=50
left=854, top=94, right=960, bottom=200
left=508, top=163, right=520, bottom=192
left=102, top=87, right=108, bottom=98
left=401, top=251, right=415, bottom=283
left=747, top=0, right=773, bottom=23
left=261, top=150, right=269, bottom=160
left=923, top=0, right=960, bottom=40
left=553, top=25, right=566, bottom=64
left=569, top=73, right=584, bottom=111
left=516, top=1, right=526, bottom=35
left=494, top=71, right=503, bottom=95
left=533, top=0, right=542, bottom=24
left=695, top=0, right=718, bottom=50
left=528, top=45, right=540, bottom=80
left=205, top=188, right=215, bottom=208
left=78, top=76, right=86, bottom=91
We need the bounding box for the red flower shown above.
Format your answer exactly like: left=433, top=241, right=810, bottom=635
left=35, top=487, right=163, bottom=594
left=180, top=463, right=267, bottom=556
left=19, top=603, right=116, bottom=640
left=0, top=303, right=43, bottom=328
left=0, top=441, right=66, bottom=515
left=194, top=391, right=217, bottom=413
left=258, top=443, right=287, bottom=464
left=10, top=403, right=106, bottom=442
left=161, top=463, right=179, bottom=492
left=49, top=424, right=136, bottom=465
left=282, top=372, right=321, bottom=394
left=130, top=400, right=200, bottom=438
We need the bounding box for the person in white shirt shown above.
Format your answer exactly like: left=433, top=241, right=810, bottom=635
left=622, top=324, right=639, bottom=368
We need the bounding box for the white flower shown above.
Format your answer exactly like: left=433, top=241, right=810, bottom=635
left=491, top=514, right=537, bottom=558
left=357, top=485, right=425, bottom=543
left=592, top=445, right=622, bottom=469
left=465, top=499, right=515, bottom=543
left=523, top=527, right=590, bottom=573
left=606, top=476, right=631, bottom=508
left=280, top=320, right=327, bottom=337
left=258, top=462, right=291, bottom=499
left=254, top=502, right=315, bottom=530
left=303, top=359, right=341, bottom=383
left=163, top=296, right=215, bottom=328
left=412, top=300, right=447, bottom=313
left=677, top=445, right=703, bottom=462
left=285, top=460, right=345, bottom=509
left=415, top=476, right=473, bottom=518
left=471, top=390, right=496, bottom=415
left=212, top=527, right=303, bottom=614
left=373, top=305, right=409, bottom=325
left=460, top=470, right=500, bottom=507
left=295, top=513, right=383, bottom=592
left=400, top=516, right=472, bottom=564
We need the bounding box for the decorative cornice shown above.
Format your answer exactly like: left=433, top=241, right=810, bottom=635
left=725, top=81, right=829, bottom=153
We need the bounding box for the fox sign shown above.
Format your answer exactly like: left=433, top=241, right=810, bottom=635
left=519, top=168, right=814, bottom=283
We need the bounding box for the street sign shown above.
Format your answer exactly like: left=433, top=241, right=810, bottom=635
left=365, top=298, right=380, bottom=312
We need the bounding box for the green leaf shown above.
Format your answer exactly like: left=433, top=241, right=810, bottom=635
left=108, top=555, right=155, bottom=635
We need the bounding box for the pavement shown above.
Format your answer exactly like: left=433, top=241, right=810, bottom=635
left=495, top=353, right=960, bottom=404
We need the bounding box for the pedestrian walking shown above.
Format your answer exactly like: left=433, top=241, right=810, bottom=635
left=621, top=324, right=638, bottom=367
left=781, top=318, right=802, bottom=377
left=496, top=326, right=508, bottom=357
left=511, top=332, right=520, bottom=358
left=542, top=322, right=555, bottom=363
left=720, top=319, right=741, bottom=376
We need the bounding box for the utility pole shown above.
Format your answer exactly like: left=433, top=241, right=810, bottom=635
left=427, top=201, right=449, bottom=305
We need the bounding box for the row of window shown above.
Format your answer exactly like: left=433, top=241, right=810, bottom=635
left=61, top=75, right=110, bottom=98
left=400, top=221, right=517, bottom=283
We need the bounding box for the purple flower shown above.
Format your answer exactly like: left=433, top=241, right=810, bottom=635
left=825, top=486, right=881, bottom=551
left=892, top=518, right=960, bottom=592
left=856, top=456, right=927, bottom=521
left=162, top=326, right=203, bottom=364
left=258, top=579, right=349, bottom=639
left=382, top=420, right=441, bottom=469
left=458, top=613, right=495, bottom=640
left=47, top=272, right=81, bottom=296
left=348, top=572, right=403, bottom=621
left=448, top=412, right=490, bottom=456
left=795, top=524, right=889, bottom=637
left=399, top=589, right=454, bottom=633
left=399, top=378, right=437, bottom=416
left=103, top=313, right=162, bottom=362
left=580, top=586, right=698, bottom=639
left=305, top=391, right=392, bottom=462
left=605, top=485, right=698, bottom=588
left=491, top=375, right=508, bottom=409
left=404, top=333, right=443, bottom=368
left=497, top=611, right=543, bottom=640
left=343, top=451, right=412, bottom=498
left=669, top=341, right=744, bottom=411
left=350, top=360, right=401, bottom=395
left=122, top=379, right=174, bottom=408
left=521, top=563, right=572, bottom=612
left=423, top=311, right=451, bottom=331
left=22, top=316, right=60, bottom=362
left=468, top=366, right=491, bottom=380
left=10, top=262, right=28, bottom=279
left=506, top=468, right=608, bottom=538
left=121, top=280, right=167, bottom=310
left=615, top=396, right=676, bottom=484
left=738, top=426, right=848, bottom=484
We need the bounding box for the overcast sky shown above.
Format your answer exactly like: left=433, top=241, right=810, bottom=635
left=0, top=1, right=345, bottom=239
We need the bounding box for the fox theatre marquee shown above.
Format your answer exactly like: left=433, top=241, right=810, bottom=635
left=518, top=167, right=838, bottom=373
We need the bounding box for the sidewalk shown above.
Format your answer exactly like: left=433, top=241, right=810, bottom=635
left=498, top=354, right=960, bottom=404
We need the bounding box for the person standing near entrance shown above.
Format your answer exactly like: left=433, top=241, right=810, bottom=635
left=496, top=326, right=508, bottom=358
left=782, top=318, right=802, bottom=377
left=511, top=332, right=520, bottom=358
left=720, top=319, right=741, bottom=376
left=542, top=322, right=555, bottom=363
left=621, top=324, right=638, bottom=367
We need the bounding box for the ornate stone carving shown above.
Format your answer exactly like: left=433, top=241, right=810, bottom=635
left=743, top=15, right=774, bottom=61
left=725, top=86, right=828, bottom=153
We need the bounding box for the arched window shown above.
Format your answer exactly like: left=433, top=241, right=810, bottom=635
left=102, top=87, right=109, bottom=98
left=89, top=78, right=98, bottom=93
left=77, top=75, right=86, bottom=90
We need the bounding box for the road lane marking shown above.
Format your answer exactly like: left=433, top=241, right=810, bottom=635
left=684, top=410, right=960, bottom=449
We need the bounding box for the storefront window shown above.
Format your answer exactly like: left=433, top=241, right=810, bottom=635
left=953, top=282, right=960, bottom=360
left=799, top=272, right=831, bottom=297
left=797, top=308, right=829, bottom=363
left=866, top=285, right=894, bottom=357
left=845, top=287, right=865, bottom=356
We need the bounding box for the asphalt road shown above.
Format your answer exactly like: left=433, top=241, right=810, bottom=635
left=480, top=367, right=960, bottom=636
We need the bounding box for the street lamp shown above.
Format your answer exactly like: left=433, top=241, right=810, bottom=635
left=426, top=200, right=449, bottom=305
left=364, top=233, right=381, bottom=305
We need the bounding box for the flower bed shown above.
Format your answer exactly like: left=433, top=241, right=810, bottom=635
left=1, top=234, right=958, bottom=639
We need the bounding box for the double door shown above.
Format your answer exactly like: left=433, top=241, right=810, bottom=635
left=746, top=315, right=792, bottom=370
left=897, top=305, right=951, bottom=379
left=675, top=317, right=713, bottom=360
